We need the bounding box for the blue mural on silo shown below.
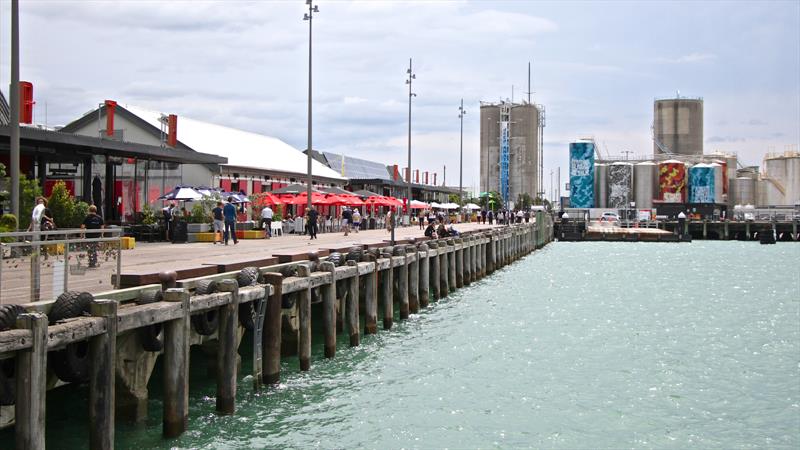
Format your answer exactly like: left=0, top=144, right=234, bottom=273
left=689, top=164, right=715, bottom=203
left=569, top=141, right=595, bottom=208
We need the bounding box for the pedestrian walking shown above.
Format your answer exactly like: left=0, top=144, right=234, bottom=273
left=418, top=209, right=425, bottom=230
left=524, top=210, right=530, bottom=223
left=223, top=197, right=238, bottom=245
left=211, top=201, right=224, bottom=244
left=386, top=209, right=394, bottom=234
left=307, top=206, right=319, bottom=240
left=481, top=209, right=487, bottom=224
left=352, top=208, right=361, bottom=233
left=487, top=210, right=494, bottom=224
left=81, top=205, right=104, bottom=268
left=28, top=196, right=47, bottom=232
left=341, top=206, right=352, bottom=236
left=162, top=201, right=176, bottom=241
left=260, top=204, right=274, bottom=238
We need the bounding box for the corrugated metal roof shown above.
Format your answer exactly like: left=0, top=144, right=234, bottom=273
left=0, top=91, right=9, bottom=126
left=124, top=105, right=345, bottom=181
left=322, top=151, right=391, bottom=180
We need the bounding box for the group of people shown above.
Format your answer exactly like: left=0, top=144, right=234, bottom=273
left=29, top=196, right=105, bottom=267
left=423, top=218, right=460, bottom=239
left=478, top=208, right=531, bottom=225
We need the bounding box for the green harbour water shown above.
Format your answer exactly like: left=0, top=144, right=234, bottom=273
left=4, top=241, right=799, bottom=449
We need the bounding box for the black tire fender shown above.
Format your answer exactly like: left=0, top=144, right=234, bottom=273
left=136, top=290, right=164, bottom=352
left=0, top=358, right=16, bottom=405
left=48, top=291, right=93, bottom=324
left=0, top=304, right=26, bottom=331
left=50, top=340, right=90, bottom=384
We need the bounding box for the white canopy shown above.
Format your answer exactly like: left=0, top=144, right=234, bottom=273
left=439, top=202, right=460, bottom=210
left=463, top=203, right=481, bottom=210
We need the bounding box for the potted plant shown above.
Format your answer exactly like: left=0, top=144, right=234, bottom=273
left=187, top=203, right=211, bottom=232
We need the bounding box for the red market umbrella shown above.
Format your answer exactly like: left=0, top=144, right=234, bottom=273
left=337, top=195, right=365, bottom=206
left=286, top=192, right=326, bottom=205
left=252, top=192, right=284, bottom=207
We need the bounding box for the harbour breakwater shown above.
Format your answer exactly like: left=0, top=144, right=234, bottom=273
left=0, top=217, right=552, bottom=449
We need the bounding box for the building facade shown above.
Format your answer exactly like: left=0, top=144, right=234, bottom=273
left=480, top=101, right=543, bottom=206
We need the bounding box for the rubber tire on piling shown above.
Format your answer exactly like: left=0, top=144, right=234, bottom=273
left=239, top=299, right=261, bottom=330
left=327, top=252, right=343, bottom=267
left=0, top=304, right=26, bottom=331
left=136, top=290, right=164, bottom=352
left=50, top=340, right=90, bottom=384
left=0, top=358, right=16, bottom=405
left=48, top=291, right=93, bottom=324
left=236, top=267, right=259, bottom=288
left=345, top=247, right=363, bottom=263
left=192, top=280, right=219, bottom=335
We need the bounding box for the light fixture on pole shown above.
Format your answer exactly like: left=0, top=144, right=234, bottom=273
left=405, top=58, right=416, bottom=221
left=458, top=99, right=466, bottom=206
left=303, top=0, right=319, bottom=212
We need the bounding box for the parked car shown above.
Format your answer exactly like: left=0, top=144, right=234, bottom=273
left=600, top=212, right=620, bottom=222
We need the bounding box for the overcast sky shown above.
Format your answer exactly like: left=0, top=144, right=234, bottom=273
left=1, top=0, right=798, bottom=197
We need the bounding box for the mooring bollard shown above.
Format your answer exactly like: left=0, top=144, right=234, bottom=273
left=320, top=261, right=337, bottom=358
left=163, top=288, right=190, bottom=439
left=364, top=261, right=378, bottom=334
left=215, top=279, right=239, bottom=414
left=89, top=300, right=118, bottom=450
left=262, top=272, right=283, bottom=384
left=380, top=255, right=394, bottom=330
left=346, top=261, right=360, bottom=347
left=418, top=243, right=430, bottom=308
left=15, top=313, right=47, bottom=450
left=407, top=245, right=420, bottom=314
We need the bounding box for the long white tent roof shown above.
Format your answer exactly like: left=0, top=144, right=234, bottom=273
left=125, top=105, right=345, bottom=181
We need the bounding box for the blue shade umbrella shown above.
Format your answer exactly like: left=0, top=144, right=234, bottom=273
left=158, top=186, right=203, bottom=201
left=220, top=192, right=249, bottom=204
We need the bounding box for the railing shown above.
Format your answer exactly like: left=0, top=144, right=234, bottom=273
left=0, top=228, right=124, bottom=304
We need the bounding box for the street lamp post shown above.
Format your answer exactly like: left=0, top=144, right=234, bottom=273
left=405, top=58, right=416, bottom=223
left=303, top=0, right=319, bottom=211
left=458, top=99, right=466, bottom=208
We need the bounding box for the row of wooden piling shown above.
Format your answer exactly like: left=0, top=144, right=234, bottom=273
left=1, top=219, right=552, bottom=449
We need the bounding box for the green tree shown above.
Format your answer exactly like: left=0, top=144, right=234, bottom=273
left=47, top=181, right=90, bottom=228
left=516, top=193, right=533, bottom=210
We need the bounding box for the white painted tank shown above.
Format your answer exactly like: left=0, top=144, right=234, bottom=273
left=710, top=162, right=723, bottom=204
left=732, top=177, right=756, bottom=206
left=764, top=153, right=800, bottom=206
left=634, top=162, right=656, bottom=209
left=594, top=164, right=608, bottom=208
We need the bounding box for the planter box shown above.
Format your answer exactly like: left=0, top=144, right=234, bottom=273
left=187, top=223, right=211, bottom=233
left=192, top=232, right=217, bottom=242
left=236, top=230, right=264, bottom=239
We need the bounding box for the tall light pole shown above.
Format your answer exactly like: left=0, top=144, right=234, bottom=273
left=303, top=0, right=319, bottom=211
left=458, top=99, right=466, bottom=206
left=10, top=0, right=20, bottom=220
left=405, top=58, right=416, bottom=220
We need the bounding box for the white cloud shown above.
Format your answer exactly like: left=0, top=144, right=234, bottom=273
left=651, top=52, right=717, bottom=64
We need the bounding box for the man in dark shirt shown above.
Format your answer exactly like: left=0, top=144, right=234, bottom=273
left=211, top=201, right=224, bottom=244
left=307, top=206, right=319, bottom=240
left=341, top=207, right=352, bottom=236
left=223, top=198, right=238, bottom=245
left=81, top=205, right=104, bottom=268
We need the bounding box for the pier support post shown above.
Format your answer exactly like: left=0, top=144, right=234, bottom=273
left=418, top=243, right=430, bottom=307
left=407, top=246, right=420, bottom=314
left=215, top=280, right=239, bottom=413
left=396, top=250, right=409, bottom=320
left=89, top=300, right=118, bottom=450
left=746, top=222, right=750, bottom=240
left=163, top=288, right=190, bottom=439
left=447, top=239, right=457, bottom=290
left=429, top=241, right=440, bottom=300
left=15, top=313, right=47, bottom=450
left=455, top=238, right=464, bottom=288
left=793, top=221, right=798, bottom=241
left=463, top=237, right=472, bottom=285
left=440, top=241, right=450, bottom=297
left=295, top=265, right=312, bottom=370
left=380, top=256, right=394, bottom=330
left=364, top=261, right=378, bottom=334
left=320, top=262, right=337, bottom=357
left=724, top=222, right=729, bottom=240
left=486, top=233, right=495, bottom=274
left=262, top=272, right=283, bottom=384
left=346, top=261, right=360, bottom=346
left=703, top=221, right=707, bottom=239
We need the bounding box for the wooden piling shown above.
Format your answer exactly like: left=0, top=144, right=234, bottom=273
left=447, top=240, right=457, bottom=290
left=463, top=237, right=472, bottom=285
left=262, top=272, right=283, bottom=384
left=380, top=257, right=394, bottom=330
left=297, top=265, right=312, bottom=370
left=364, top=261, right=378, bottom=334
left=486, top=233, right=495, bottom=274
left=163, top=288, right=190, bottom=438
left=346, top=261, right=360, bottom=346
left=215, top=279, right=239, bottom=413
left=455, top=238, right=464, bottom=288
left=440, top=241, right=450, bottom=296
left=418, top=243, right=430, bottom=308
left=89, top=300, right=118, bottom=450
left=395, top=249, right=409, bottom=320
left=320, top=261, right=337, bottom=357
left=429, top=241, right=441, bottom=300
left=15, top=313, right=47, bottom=450
left=407, top=245, right=420, bottom=314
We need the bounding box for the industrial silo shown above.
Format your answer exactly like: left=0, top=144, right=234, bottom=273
left=634, top=162, right=656, bottom=209
left=710, top=162, right=724, bottom=204
left=653, top=97, right=703, bottom=156
left=594, top=163, right=608, bottom=208
left=732, top=177, right=756, bottom=206
left=608, top=162, right=633, bottom=208
left=569, top=141, right=595, bottom=208
left=764, top=152, right=800, bottom=206
left=689, top=163, right=715, bottom=203
left=658, top=159, right=687, bottom=203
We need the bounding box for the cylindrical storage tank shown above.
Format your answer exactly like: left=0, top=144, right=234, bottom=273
left=608, top=162, right=633, bottom=208
left=689, top=163, right=715, bottom=203
left=737, top=166, right=759, bottom=179
left=764, top=153, right=800, bottom=206
left=634, top=162, right=656, bottom=209
left=569, top=141, right=595, bottom=208
left=732, top=177, right=756, bottom=206
left=658, top=159, right=687, bottom=203
left=756, top=179, right=770, bottom=207
left=710, top=162, right=723, bottom=204
left=594, top=163, right=608, bottom=208
left=653, top=98, right=703, bottom=155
